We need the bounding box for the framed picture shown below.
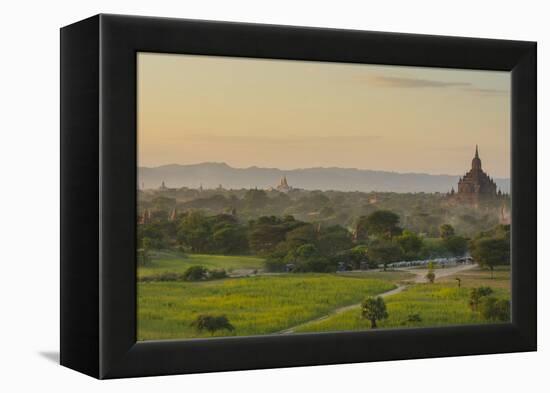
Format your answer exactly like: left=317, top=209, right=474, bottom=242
left=60, top=14, right=536, bottom=379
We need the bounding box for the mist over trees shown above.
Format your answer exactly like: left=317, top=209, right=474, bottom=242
left=137, top=185, right=510, bottom=273
left=139, top=186, right=509, bottom=239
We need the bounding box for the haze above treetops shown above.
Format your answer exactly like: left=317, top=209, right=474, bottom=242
left=138, top=53, right=510, bottom=178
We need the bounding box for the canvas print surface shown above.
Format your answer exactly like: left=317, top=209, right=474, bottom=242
left=137, top=53, right=511, bottom=341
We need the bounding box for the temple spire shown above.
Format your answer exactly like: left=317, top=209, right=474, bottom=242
left=471, top=144, right=482, bottom=171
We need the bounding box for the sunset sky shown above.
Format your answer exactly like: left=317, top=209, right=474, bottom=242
left=138, top=53, right=510, bottom=178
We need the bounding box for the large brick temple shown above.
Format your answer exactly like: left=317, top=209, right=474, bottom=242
left=448, top=145, right=501, bottom=202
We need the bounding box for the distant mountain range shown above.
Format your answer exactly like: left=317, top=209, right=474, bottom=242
left=138, top=162, right=510, bottom=194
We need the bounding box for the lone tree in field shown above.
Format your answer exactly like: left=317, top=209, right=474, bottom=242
left=191, top=314, right=235, bottom=335
left=361, top=296, right=388, bottom=328
left=425, top=261, right=436, bottom=283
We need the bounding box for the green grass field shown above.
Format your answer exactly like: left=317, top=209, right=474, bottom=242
left=138, top=251, right=265, bottom=279
left=137, top=273, right=398, bottom=340
left=137, top=251, right=511, bottom=340
left=294, top=268, right=510, bottom=333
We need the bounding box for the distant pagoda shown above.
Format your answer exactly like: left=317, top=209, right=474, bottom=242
left=448, top=145, right=501, bottom=203
left=275, top=175, right=292, bottom=193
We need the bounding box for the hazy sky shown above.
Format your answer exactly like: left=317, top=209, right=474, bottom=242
left=138, top=53, right=510, bottom=178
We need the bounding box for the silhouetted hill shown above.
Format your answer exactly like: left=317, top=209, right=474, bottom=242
left=138, top=162, right=510, bottom=193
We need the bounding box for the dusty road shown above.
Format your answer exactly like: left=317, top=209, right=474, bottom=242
left=278, top=263, right=477, bottom=334
left=408, top=263, right=478, bottom=283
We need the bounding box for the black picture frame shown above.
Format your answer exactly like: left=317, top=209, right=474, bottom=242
left=60, top=14, right=536, bottom=379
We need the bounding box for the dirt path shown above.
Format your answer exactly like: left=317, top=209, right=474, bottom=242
left=409, top=263, right=478, bottom=283
left=277, top=263, right=477, bottom=334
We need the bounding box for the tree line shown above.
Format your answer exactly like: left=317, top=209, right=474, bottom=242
left=136, top=208, right=511, bottom=273
left=140, top=187, right=509, bottom=238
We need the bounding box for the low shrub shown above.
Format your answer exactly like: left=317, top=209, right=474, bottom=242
left=190, top=314, right=235, bottom=335
left=407, top=313, right=422, bottom=323
left=183, top=265, right=208, bottom=281
left=469, top=286, right=494, bottom=310
left=209, top=269, right=228, bottom=280
left=139, top=267, right=230, bottom=282
left=480, top=297, right=510, bottom=321
left=425, top=271, right=435, bottom=283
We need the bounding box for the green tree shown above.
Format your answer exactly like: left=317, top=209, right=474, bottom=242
left=480, top=297, right=510, bottom=321
left=439, top=224, right=455, bottom=239
left=469, top=286, right=493, bottom=311
left=396, top=230, right=424, bottom=258
left=361, top=296, right=388, bottom=328
left=362, top=210, right=402, bottom=240
left=317, top=225, right=353, bottom=256
left=426, top=261, right=435, bottom=283
left=212, top=225, right=248, bottom=254
left=284, top=244, right=333, bottom=272
left=469, top=224, right=510, bottom=277
left=367, top=241, right=403, bottom=270
left=294, top=256, right=332, bottom=273
left=248, top=217, right=288, bottom=255
left=354, top=216, right=370, bottom=242
left=295, top=243, right=318, bottom=258
left=337, top=245, right=369, bottom=269
left=244, top=189, right=268, bottom=209
left=191, top=314, right=235, bottom=335
left=182, top=265, right=208, bottom=281
left=443, top=235, right=468, bottom=256
left=469, top=237, right=509, bottom=278
left=177, top=211, right=212, bottom=252
left=140, top=222, right=172, bottom=249
left=285, top=224, right=317, bottom=245
left=264, top=257, right=287, bottom=272
left=283, top=243, right=317, bottom=263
